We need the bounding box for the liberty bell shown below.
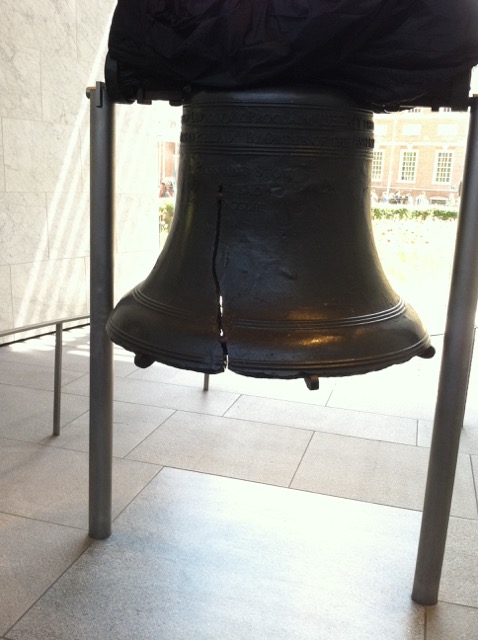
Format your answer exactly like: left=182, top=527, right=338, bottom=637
left=106, top=87, right=434, bottom=388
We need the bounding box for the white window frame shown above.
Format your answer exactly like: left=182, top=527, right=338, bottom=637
left=398, top=149, right=418, bottom=183
left=433, top=150, right=454, bottom=184
left=371, top=150, right=384, bottom=181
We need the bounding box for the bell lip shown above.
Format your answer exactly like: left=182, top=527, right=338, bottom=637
left=226, top=335, right=433, bottom=379
left=107, top=308, right=432, bottom=379
left=105, top=317, right=226, bottom=375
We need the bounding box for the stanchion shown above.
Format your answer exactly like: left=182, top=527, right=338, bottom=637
left=87, top=82, right=115, bottom=539
left=412, top=97, right=478, bottom=604
left=52, top=322, right=63, bottom=436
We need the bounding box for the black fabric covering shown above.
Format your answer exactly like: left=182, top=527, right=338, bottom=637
left=107, top=0, right=478, bottom=109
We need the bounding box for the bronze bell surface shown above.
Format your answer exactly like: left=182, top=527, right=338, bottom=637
left=106, top=87, right=434, bottom=385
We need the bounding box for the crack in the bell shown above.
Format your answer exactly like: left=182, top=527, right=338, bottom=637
left=212, top=184, right=228, bottom=367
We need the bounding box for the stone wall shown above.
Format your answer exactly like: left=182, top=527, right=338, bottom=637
left=0, top=1, right=175, bottom=342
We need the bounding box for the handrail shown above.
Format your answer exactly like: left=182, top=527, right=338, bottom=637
left=0, top=314, right=90, bottom=435
left=0, top=314, right=89, bottom=338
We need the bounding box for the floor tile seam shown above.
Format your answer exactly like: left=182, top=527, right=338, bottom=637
left=0, top=435, right=95, bottom=453
left=470, top=454, right=478, bottom=514
left=0, top=379, right=86, bottom=397
left=2, top=537, right=94, bottom=639
left=277, top=483, right=428, bottom=515
left=432, top=599, right=478, bottom=611
left=447, top=512, right=478, bottom=523
left=0, top=380, right=58, bottom=394
left=54, top=406, right=90, bottom=434
left=150, top=467, right=438, bottom=516
left=121, top=411, right=178, bottom=459
left=0, top=435, right=63, bottom=448
left=110, top=464, right=164, bottom=523
left=118, top=373, right=225, bottom=392
left=289, top=483, right=478, bottom=522
left=157, top=465, right=295, bottom=490
left=235, top=389, right=423, bottom=424
left=0, top=357, right=90, bottom=377
left=161, top=406, right=317, bottom=436
left=325, top=399, right=430, bottom=424
left=0, top=508, right=90, bottom=533
left=288, top=431, right=315, bottom=489
left=0, top=435, right=163, bottom=464
left=301, top=426, right=419, bottom=447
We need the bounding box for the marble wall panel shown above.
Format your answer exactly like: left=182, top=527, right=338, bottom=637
left=0, top=193, right=48, bottom=266
left=11, top=257, right=88, bottom=327
left=3, top=118, right=82, bottom=193
left=0, top=265, right=14, bottom=333
left=46, top=186, right=90, bottom=260
left=0, top=121, right=5, bottom=192
left=41, top=55, right=94, bottom=127
left=76, top=0, right=116, bottom=64
left=0, top=0, right=77, bottom=58
left=0, top=43, right=42, bottom=121
left=0, top=0, right=171, bottom=331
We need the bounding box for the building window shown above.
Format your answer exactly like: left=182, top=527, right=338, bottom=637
left=434, top=151, right=454, bottom=184
left=371, top=150, right=384, bottom=181
left=399, top=150, right=418, bottom=182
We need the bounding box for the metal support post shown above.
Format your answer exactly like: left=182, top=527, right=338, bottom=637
left=53, top=322, right=63, bottom=436
left=87, top=82, right=115, bottom=540
left=412, top=97, right=478, bottom=605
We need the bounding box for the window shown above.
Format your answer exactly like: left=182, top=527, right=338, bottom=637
left=434, top=151, right=453, bottom=184
left=371, top=150, right=384, bottom=181
left=399, top=150, right=418, bottom=182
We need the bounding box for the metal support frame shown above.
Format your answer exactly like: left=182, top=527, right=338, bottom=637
left=412, top=96, right=478, bottom=605
left=88, top=82, right=115, bottom=540
left=87, top=80, right=478, bottom=599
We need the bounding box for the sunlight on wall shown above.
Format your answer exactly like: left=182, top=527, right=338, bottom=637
left=14, top=8, right=114, bottom=328
left=12, top=4, right=170, bottom=331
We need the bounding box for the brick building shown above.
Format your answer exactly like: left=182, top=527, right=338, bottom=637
left=372, top=107, right=470, bottom=207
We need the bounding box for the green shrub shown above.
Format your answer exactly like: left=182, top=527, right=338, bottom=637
left=371, top=207, right=458, bottom=221
left=159, top=201, right=175, bottom=231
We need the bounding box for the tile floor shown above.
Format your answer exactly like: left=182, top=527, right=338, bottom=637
left=0, top=325, right=477, bottom=639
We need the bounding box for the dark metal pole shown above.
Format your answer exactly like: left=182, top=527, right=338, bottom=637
left=53, top=322, right=63, bottom=436
left=87, top=82, right=115, bottom=539
left=412, top=97, right=478, bottom=605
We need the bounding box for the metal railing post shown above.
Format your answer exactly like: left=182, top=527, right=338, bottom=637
left=412, top=97, right=478, bottom=605
left=88, top=82, right=115, bottom=540
left=53, top=322, right=63, bottom=436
